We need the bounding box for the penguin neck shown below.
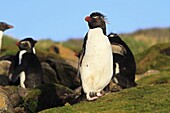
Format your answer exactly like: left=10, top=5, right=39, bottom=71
left=100, top=23, right=107, bottom=35
left=102, top=27, right=106, bottom=35
left=90, top=27, right=106, bottom=35
left=89, top=28, right=104, bottom=35
left=19, top=50, right=27, bottom=64
left=0, top=31, right=3, bottom=52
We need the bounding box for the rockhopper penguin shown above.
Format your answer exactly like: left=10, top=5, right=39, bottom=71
left=9, top=38, right=43, bottom=88
left=79, top=12, right=113, bottom=100
left=108, top=33, right=137, bottom=88
left=0, top=22, right=14, bottom=52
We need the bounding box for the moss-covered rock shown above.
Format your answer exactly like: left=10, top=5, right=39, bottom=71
left=22, top=83, right=77, bottom=113
left=0, top=86, right=20, bottom=113
left=0, top=60, right=11, bottom=86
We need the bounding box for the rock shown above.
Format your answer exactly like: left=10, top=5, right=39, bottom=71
left=0, top=92, right=13, bottom=113
left=0, top=83, right=81, bottom=113
left=106, top=80, right=123, bottom=92
left=41, top=62, right=59, bottom=84
left=43, top=58, right=80, bottom=89
left=135, top=70, right=160, bottom=81
left=0, top=60, right=11, bottom=86
left=0, top=86, right=20, bottom=113
left=23, top=83, right=79, bottom=112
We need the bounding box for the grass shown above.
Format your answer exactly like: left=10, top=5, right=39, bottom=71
left=0, top=35, right=18, bottom=56
left=40, top=84, right=170, bottom=113
left=40, top=70, right=170, bottom=113
left=135, top=42, right=170, bottom=74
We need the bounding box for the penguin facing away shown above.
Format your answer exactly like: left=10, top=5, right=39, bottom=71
left=79, top=12, right=113, bottom=100
left=0, top=22, right=14, bottom=52
left=108, top=33, right=137, bottom=88
left=9, top=38, right=43, bottom=88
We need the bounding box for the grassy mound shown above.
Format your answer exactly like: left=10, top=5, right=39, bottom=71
left=136, top=42, right=170, bottom=74
left=39, top=69, right=170, bottom=113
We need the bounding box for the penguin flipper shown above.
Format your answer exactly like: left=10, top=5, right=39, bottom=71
left=76, top=49, right=85, bottom=80
left=111, top=43, right=127, bottom=56
left=11, top=64, right=25, bottom=83
left=76, top=33, right=87, bottom=81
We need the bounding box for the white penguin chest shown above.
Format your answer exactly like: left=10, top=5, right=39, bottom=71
left=0, top=31, right=3, bottom=40
left=19, top=50, right=27, bottom=64
left=0, top=31, right=3, bottom=51
left=83, top=28, right=112, bottom=66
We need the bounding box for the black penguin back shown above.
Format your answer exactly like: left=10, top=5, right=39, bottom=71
left=108, top=33, right=137, bottom=88
left=21, top=53, right=43, bottom=88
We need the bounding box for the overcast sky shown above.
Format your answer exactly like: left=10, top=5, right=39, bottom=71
left=1, top=0, right=170, bottom=41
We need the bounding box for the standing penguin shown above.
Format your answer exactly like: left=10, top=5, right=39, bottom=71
left=9, top=38, right=43, bottom=88
left=108, top=33, right=137, bottom=88
left=0, top=22, right=14, bottom=52
left=79, top=12, right=113, bottom=100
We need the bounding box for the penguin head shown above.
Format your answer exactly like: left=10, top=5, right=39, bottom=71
left=16, top=38, right=37, bottom=52
left=108, top=33, right=127, bottom=55
left=108, top=33, right=117, bottom=38
left=108, top=32, right=122, bottom=43
left=0, top=22, right=14, bottom=31
left=85, top=12, right=106, bottom=34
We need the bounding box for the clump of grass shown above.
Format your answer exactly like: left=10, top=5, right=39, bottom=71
left=137, top=70, right=170, bottom=87
left=135, top=42, right=170, bottom=74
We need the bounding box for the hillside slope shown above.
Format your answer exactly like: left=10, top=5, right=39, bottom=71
left=39, top=40, right=170, bottom=113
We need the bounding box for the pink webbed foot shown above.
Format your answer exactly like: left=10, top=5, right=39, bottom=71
left=86, top=92, right=99, bottom=101
left=96, top=92, right=104, bottom=97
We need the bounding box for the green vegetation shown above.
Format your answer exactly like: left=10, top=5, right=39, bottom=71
left=36, top=39, right=56, bottom=51
left=40, top=85, right=170, bottom=113
left=1, top=35, right=18, bottom=56
left=40, top=69, right=170, bottom=113
left=62, top=38, right=83, bottom=52
left=136, top=42, right=170, bottom=74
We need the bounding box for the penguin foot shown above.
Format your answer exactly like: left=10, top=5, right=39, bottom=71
left=87, top=95, right=98, bottom=101
left=86, top=93, right=98, bottom=101
left=96, top=92, right=104, bottom=97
